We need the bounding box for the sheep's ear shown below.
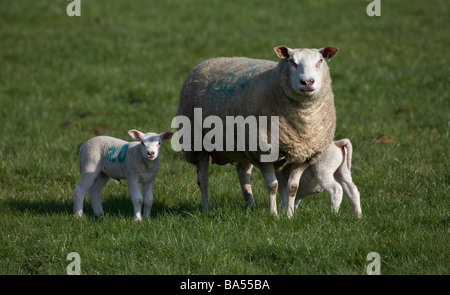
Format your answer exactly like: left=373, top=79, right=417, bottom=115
left=160, top=132, right=174, bottom=141
left=319, top=47, right=339, bottom=60
left=274, top=45, right=292, bottom=59
left=128, top=129, right=145, bottom=140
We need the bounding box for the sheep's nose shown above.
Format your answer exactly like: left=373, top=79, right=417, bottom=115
left=300, top=79, right=315, bottom=87
left=147, top=151, right=155, bottom=157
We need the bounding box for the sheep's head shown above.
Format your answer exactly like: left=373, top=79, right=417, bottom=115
left=128, top=130, right=174, bottom=161
left=275, top=45, right=338, bottom=97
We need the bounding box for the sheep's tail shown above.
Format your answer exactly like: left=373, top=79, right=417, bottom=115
left=334, top=139, right=352, bottom=171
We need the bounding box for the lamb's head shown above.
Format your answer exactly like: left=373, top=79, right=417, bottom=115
left=274, top=45, right=338, bottom=97
left=128, top=129, right=174, bottom=161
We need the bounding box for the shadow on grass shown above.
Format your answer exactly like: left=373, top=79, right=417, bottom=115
left=4, top=194, right=203, bottom=220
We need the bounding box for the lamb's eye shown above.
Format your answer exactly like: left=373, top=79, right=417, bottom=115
left=289, top=59, right=298, bottom=69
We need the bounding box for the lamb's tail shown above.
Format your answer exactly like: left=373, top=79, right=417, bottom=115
left=334, top=139, right=352, bottom=171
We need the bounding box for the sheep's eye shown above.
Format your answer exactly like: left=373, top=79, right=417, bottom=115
left=157, top=142, right=161, bottom=147
left=141, top=141, right=145, bottom=146
left=316, top=58, right=323, bottom=67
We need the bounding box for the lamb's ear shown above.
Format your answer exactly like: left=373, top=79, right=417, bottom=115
left=274, top=45, right=292, bottom=59
left=319, top=47, right=339, bottom=60
left=128, top=129, right=145, bottom=140
left=160, top=131, right=174, bottom=141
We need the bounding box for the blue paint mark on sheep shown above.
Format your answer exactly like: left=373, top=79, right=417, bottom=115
left=212, top=63, right=258, bottom=99
left=107, top=147, right=116, bottom=163
left=107, top=143, right=129, bottom=163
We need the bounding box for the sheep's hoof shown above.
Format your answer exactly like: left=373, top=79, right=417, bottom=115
left=74, top=211, right=84, bottom=218
left=269, top=209, right=279, bottom=217
left=246, top=201, right=256, bottom=208
left=286, top=208, right=295, bottom=219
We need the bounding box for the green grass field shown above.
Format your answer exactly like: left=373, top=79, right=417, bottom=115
left=0, top=0, right=448, bottom=275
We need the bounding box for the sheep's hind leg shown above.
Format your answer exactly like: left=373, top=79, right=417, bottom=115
left=318, top=175, right=343, bottom=214
left=236, top=162, right=255, bottom=207
left=73, top=171, right=99, bottom=217
left=335, top=167, right=362, bottom=218
left=88, top=173, right=109, bottom=218
left=196, top=152, right=210, bottom=211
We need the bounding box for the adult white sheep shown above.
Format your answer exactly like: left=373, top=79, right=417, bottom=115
left=276, top=139, right=362, bottom=218
left=73, top=130, right=173, bottom=221
left=175, top=45, right=338, bottom=217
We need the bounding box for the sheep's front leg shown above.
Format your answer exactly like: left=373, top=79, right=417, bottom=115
left=274, top=169, right=288, bottom=212
left=259, top=163, right=278, bottom=216
left=236, top=162, right=255, bottom=207
left=196, top=152, right=210, bottom=211
left=142, top=180, right=154, bottom=219
left=274, top=159, right=291, bottom=212
left=286, top=162, right=308, bottom=218
left=127, top=179, right=143, bottom=221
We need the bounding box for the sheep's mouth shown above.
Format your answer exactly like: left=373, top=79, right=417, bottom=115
left=146, top=155, right=156, bottom=160
left=300, top=88, right=316, bottom=95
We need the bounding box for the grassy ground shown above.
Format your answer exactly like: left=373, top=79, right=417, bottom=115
left=0, top=0, right=448, bottom=275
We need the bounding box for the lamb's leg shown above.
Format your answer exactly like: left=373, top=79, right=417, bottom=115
left=335, top=168, right=362, bottom=218
left=294, top=199, right=302, bottom=210
left=142, top=180, right=154, bottom=218
left=236, top=162, right=255, bottom=207
left=196, top=152, right=210, bottom=211
left=286, top=162, right=308, bottom=218
left=259, top=163, right=278, bottom=216
left=127, top=179, right=143, bottom=221
left=318, top=176, right=343, bottom=214
left=73, top=171, right=99, bottom=217
left=88, top=173, right=109, bottom=218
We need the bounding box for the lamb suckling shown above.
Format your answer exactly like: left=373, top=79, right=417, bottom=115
left=73, top=129, right=174, bottom=221
left=276, top=139, right=362, bottom=218
left=175, top=45, right=339, bottom=217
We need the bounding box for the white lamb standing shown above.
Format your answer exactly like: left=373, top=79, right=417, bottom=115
left=73, top=130, right=174, bottom=221
left=276, top=139, right=362, bottom=218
